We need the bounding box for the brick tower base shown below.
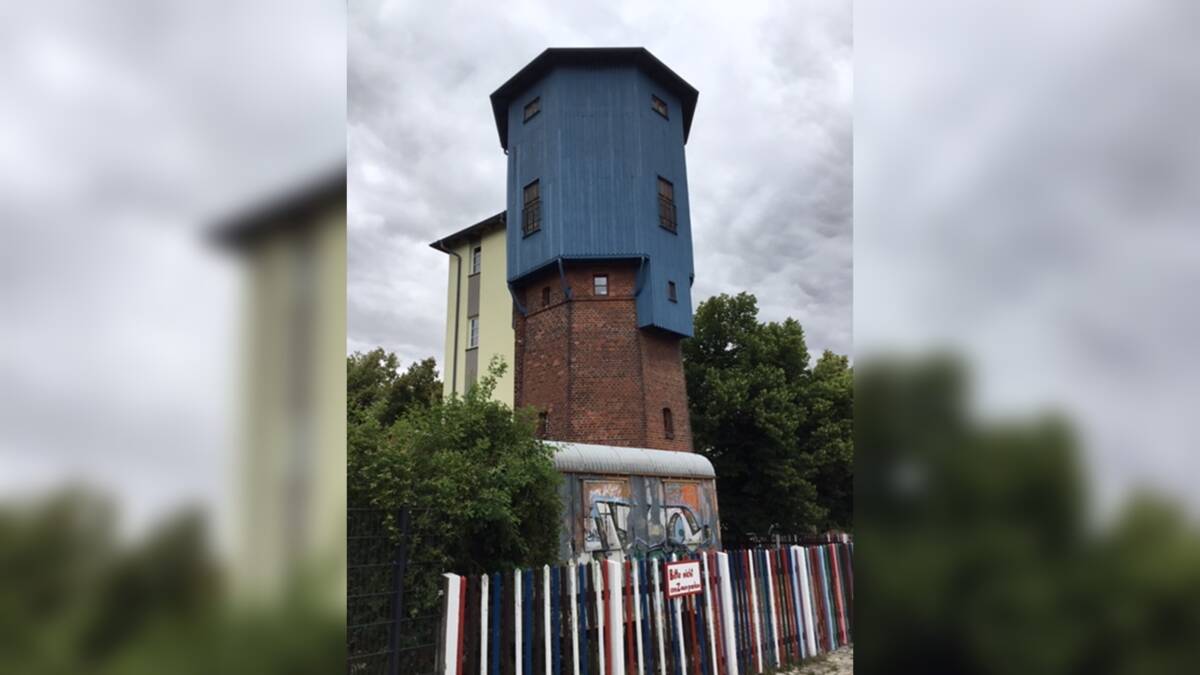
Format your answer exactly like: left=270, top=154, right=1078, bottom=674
left=513, top=260, right=693, bottom=451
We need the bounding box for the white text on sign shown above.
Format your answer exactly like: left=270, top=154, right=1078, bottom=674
left=664, top=560, right=703, bottom=598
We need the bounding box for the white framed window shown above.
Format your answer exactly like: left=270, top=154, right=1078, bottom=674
left=593, top=274, right=608, bottom=296
left=467, top=316, right=479, bottom=349
left=471, top=247, right=481, bottom=275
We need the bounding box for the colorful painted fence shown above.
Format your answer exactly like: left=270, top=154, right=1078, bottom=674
left=437, top=544, right=853, bottom=675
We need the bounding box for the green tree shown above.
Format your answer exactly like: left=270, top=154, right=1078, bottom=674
left=349, top=358, right=561, bottom=617
left=0, top=489, right=340, bottom=675
left=856, top=354, right=1200, bottom=675
left=347, top=349, right=441, bottom=428
left=683, top=292, right=853, bottom=539
left=347, top=349, right=441, bottom=508
left=805, top=351, right=854, bottom=529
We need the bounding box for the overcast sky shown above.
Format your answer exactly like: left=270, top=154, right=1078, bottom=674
left=0, top=1, right=345, bottom=536
left=348, top=0, right=853, bottom=368
left=856, top=1, right=1200, bottom=517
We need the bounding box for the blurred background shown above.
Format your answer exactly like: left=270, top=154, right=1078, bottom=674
left=0, top=1, right=345, bottom=672
left=856, top=1, right=1200, bottom=672
left=5, top=0, right=1200, bottom=673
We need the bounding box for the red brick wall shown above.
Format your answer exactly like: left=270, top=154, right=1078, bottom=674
left=639, top=327, right=693, bottom=451
left=514, top=261, right=693, bottom=451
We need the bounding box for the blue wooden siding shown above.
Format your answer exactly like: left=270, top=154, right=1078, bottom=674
left=504, top=65, right=696, bottom=337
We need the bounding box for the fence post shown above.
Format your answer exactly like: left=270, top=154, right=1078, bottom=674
left=481, top=575, right=490, bottom=675
left=606, top=559, right=626, bottom=675
left=388, top=508, right=411, bottom=675
left=632, top=560, right=645, bottom=675
left=593, top=562, right=606, bottom=675
left=651, top=559, right=666, bottom=675
left=513, top=570, right=521, bottom=675
left=716, top=553, right=738, bottom=675
left=441, top=573, right=464, bottom=675
left=701, top=553, right=718, bottom=675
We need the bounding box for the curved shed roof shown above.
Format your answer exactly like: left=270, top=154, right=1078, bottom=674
left=551, top=442, right=715, bottom=479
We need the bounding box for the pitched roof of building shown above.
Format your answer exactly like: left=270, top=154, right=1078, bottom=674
left=429, top=210, right=507, bottom=251
left=489, top=47, right=699, bottom=151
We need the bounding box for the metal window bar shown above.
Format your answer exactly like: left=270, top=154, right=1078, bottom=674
left=523, top=199, right=541, bottom=235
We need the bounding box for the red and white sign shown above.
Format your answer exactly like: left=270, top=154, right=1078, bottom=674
left=664, top=560, right=703, bottom=598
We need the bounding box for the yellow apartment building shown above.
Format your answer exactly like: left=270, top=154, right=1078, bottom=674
left=431, top=212, right=514, bottom=405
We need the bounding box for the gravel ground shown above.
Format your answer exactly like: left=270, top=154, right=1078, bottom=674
left=780, top=645, right=853, bottom=675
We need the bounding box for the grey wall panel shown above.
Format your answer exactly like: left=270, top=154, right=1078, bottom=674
left=467, top=272, right=480, bottom=316
left=464, top=346, right=479, bottom=388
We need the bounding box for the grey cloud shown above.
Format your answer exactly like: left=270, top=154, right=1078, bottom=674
left=856, top=1, right=1200, bottom=515
left=1, top=1, right=345, bottom=532
left=349, top=0, right=853, bottom=366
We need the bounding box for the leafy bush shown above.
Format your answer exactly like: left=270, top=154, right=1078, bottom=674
left=349, top=357, right=561, bottom=617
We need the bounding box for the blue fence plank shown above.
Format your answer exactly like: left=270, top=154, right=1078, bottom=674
left=490, top=573, right=501, bottom=675
left=522, top=569, right=533, bottom=675
left=578, top=564, right=589, bottom=675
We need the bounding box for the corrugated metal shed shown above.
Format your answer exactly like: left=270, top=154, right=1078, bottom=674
left=551, top=442, right=715, bottom=479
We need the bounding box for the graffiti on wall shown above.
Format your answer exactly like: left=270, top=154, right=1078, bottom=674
left=580, top=480, right=629, bottom=552
left=575, top=477, right=718, bottom=559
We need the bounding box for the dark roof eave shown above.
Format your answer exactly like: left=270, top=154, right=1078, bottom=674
left=490, top=47, right=698, bottom=151
left=429, top=211, right=507, bottom=251
left=210, top=166, right=346, bottom=250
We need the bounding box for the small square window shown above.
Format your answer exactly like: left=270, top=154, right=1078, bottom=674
left=667, top=281, right=677, bottom=302
left=467, top=316, right=479, bottom=349
left=524, top=97, right=541, bottom=122
left=523, top=180, right=541, bottom=236
left=651, top=94, right=669, bottom=119
left=470, top=246, right=481, bottom=275
left=541, top=286, right=551, bottom=307
left=593, top=274, right=609, bottom=296
left=663, top=408, right=675, bottom=439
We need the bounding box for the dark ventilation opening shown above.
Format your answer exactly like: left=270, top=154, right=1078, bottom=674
left=541, top=286, right=551, bottom=307
left=537, top=411, right=548, bottom=438
left=524, top=96, right=541, bottom=122
left=651, top=94, right=669, bottom=119
left=663, top=408, right=675, bottom=439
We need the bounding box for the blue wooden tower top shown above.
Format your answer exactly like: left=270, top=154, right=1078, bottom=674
left=492, top=48, right=700, bottom=337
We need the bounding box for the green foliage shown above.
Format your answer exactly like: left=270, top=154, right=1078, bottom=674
left=347, top=349, right=441, bottom=507
left=348, top=348, right=441, bottom=428
left=349, top=356, right=561, bottom=618
left=0, top=489, right=340, bottom=675
left=857, top=354, right=1200, bottom=675
left=683, top=292, right=853, bottom=538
